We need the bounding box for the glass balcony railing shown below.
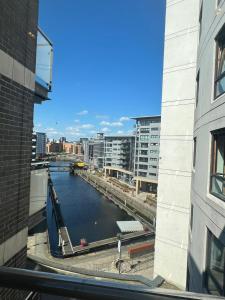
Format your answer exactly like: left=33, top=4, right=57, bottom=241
left=0, top=266, right=223, bottom=300
left=211, top=173, right=225, bottom=201
left=35, top=28, right=53, bottom=92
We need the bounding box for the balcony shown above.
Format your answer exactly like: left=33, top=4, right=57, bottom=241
left=211, top=173, right=225, bottom=201
left=35, top=28, right=53, bottom=103
left=0, top=266, right=222, bottom=300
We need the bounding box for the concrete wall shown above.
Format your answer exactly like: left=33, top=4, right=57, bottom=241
left=154, top=0, right=199, bottom=290
left=188, top=0, right=225, bottom=293
left=29, top=168, right=48, bottom=217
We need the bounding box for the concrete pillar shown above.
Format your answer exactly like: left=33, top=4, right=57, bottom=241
left=136, top=180, right=140, bottom=195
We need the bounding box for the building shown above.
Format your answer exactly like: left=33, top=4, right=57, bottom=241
left=32, top=132, right=37, bottom=162
left=88, top=133, right=105, bottom=169
left=63, top=142, right=74, bottom=154
left=46, top=141, right=63, bottom=153
left=154, top=0, right=198, bottom=290
left=0, top=0, right=53, bottom=298
left=36, top=132, right=46, bottom=157
left=132, top=116, right=161, bottom=194
left=187, top=1, right=225, bottom=296
left=80, top=138, right=89, bottom=163
left=104, top=135, right=135, bottom=171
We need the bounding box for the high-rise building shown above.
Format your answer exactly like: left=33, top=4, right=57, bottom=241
left=0, top=1, right=53, bottom=298
left=132, top=116, right=161, bottom=194
left=88, top=133, right=105, bottom=169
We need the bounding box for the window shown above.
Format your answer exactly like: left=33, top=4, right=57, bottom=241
left=196, top=71, right=200, bottom=106
left=151, top=135, right=159, bottom=138
left=140, top=135, right=149, bottom=141
left=139, top=150, right=148, bottom=155
left=215, top=25, right=225, bottom=98
left=139, top=120, right=150, bottom=126
left=150, top=142, right=158, bottom=146
left=193, top=137, right=197, bottom=168
left=206, top=230, right=225, bottom=296
left=150, top=150, right=158, bottom=154
left=150, top=165, right=157, bottom=169
left=218, top=0, right=222, bottom=6
left=151, top=127, right=159, bottom=131
left=141, top=143, right=148, bottom=148
left=140, top=128, right=150, bottom=133
left=150, top=157, right=157, bottom=161
left=149, top=173, right=156, bottom=176
left=139, top=157, right=148, bottom=162
left=210, top=130, right=225, bottom=201
left=138, top=171, right=147, bottom=177
left=139, top=164, right=148, bottom=170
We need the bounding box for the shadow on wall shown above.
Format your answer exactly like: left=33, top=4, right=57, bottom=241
left=187, top=226, right=225, bottom=296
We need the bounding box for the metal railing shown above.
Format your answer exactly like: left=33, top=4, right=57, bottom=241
left=0, top=266, right=224, bottom=300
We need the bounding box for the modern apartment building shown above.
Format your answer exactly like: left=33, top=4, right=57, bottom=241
left=188, top=1, right=225, bottom=296
left=88, top=133, right=105, bottom=169
left=0, top=0, right=52, bottom=298
left=36, top=132, right=46, bottom=157
left=154, top=0, right=198, bottom=290
left=104, top=135, right=135, bottom=170
left=132, top=116, right=161, bottom=194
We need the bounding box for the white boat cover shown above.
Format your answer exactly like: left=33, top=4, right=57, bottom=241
left=116, top=221, right=143, bottom=233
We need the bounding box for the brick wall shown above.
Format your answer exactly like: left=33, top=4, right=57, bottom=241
left=0, top=0, right=39, bottom=72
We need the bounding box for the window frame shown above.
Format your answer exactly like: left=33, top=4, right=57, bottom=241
left=214, top=24, right=225, bottom=99
left=210, top=129, right=225, bottom=201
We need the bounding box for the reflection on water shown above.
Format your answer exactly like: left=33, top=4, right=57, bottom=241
left=47, top=162, right=133, bottom=255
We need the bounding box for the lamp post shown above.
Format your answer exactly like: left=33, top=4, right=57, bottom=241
left=117, top=233, right=122, bottom=274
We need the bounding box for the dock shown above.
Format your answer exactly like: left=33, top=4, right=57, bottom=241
left=72, top=231, right=154, bottom=255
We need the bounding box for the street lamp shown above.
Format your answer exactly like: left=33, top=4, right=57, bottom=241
left=117, top=233, right=122, bottom=274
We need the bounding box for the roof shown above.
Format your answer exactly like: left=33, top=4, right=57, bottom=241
left=134, top=176, right=158, bottom=184
left=116, top=221, right=144, bottom=233
left=103, top=166, right=133, bottom=175
left=104, top=135, right=135, bottom=139
left=130, top=115, right=161, bottom=120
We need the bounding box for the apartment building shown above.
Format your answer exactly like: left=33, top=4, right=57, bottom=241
left=188, top=1, right=225, bottom=296
left=154, top=0, right=225, bottom=296
left=36, top=132, right=46, bottom=157
left=154, top=0, right=198, bottom=290
left=88, top=133, right=105, bottom=169
left=0, top=0, right=52, bottom=298
left=132, top=116, right=161, bottom=194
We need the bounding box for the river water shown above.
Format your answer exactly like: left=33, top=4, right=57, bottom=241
left=47, top=162, right=134, bottom=255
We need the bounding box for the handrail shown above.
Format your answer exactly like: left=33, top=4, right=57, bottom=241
left=0, top=266, right=223, bottom=300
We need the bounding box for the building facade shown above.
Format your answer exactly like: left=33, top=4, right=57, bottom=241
left=188, top=1, right=225, bottom=296
left=88, top=133, right=105, bottom=169
left=36, top=132, right=46, bottom=157
left=0, top=0, right=52, bottom=298
left=104, top=135, right=135, bottom=171
left=154, top=0, right=199, bottom=290
left=132, top=116, right=161, bottom=194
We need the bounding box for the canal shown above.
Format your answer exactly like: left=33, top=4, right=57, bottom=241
left=47, top=162, right=134, bottom=256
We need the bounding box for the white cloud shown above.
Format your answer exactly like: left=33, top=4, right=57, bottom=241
left=100, top=121, right=123, bottom=127
left=74, top=119, right=80, bottom=123
left=80, top=124, right=94, bottom=129
left=101, top=127, right=111, bottom=133
left=77, top=110, right=88, bottom=116
left=119, top=116, right=130, bottom=122
left=117, top=130, right=124, bottom=135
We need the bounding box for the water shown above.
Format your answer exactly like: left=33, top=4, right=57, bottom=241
left=47, top=162, right=134, bottom=255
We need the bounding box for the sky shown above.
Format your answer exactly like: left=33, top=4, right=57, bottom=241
left=34, top=0, right=166, bottom=140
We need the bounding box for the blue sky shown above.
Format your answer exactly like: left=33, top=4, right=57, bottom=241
left=34, top=0, right=166, bottom=140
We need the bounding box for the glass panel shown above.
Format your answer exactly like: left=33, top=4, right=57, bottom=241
left=206, top=231, right=225, bottom=296
left=211, top=174, right=225, bottom=201
left=36, top=29, right=53, bottom=90
left=216, top=76, right=225, bottom=98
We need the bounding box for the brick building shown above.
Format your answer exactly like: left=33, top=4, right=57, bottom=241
left=0, top=0, right=52, bottom=298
